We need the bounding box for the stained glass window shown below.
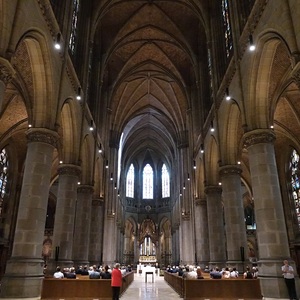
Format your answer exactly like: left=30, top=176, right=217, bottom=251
left=69, top=0, right=80, bottom=55
left=0, top=148, right=8, bottom=216
left=143, top=164, right=153, bottom=199
left=162, top=164, right=170, bottom=198
left=290, top=149, right=300, bottom=229
left=126, top=164, right=134, bottom=198
left=221, top=0, right=233, bottom=58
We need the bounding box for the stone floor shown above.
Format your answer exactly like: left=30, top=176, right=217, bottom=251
left=121, top=273, right=181, bottom=299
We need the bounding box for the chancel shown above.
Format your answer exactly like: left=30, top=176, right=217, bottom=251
left=0, top=1, right=300, bottom=300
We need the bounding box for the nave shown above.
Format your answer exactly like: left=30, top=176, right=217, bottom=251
left=121, top=273, right=181, bottom=300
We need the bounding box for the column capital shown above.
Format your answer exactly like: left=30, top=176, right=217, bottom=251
left=77, top=185, right=94, bottom=194
left=0, top=57, right=15, bottom=84
left=26, top=128, right=60, bottom=148
left=204, top=185, right=222, bottom=195
left=195, top=198, right=207, bottom=206
left=92, top=197, right=104, bottom=206
left=58, top=164, right=81, bottom=177
left=243, top=129, right=275, bottom=149
left=219, top=165, right=242, bottom=177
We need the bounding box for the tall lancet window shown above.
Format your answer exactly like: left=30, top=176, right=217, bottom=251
left=69, top=0, right=80, bottom=55
left=0, top=148, right=9, bottom=216
left=221, top=0, right=233, bottom=58
left=143, top=164, right=153, bottom=199
left=162, top=164, right=170, bottom=198
left=290, top=149, right=300, bottom=229
left=126, top=164, right=134, bottom=198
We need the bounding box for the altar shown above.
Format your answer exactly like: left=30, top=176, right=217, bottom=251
left=137, top=263, right=159, bottom=283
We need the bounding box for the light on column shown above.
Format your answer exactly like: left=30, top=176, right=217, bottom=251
left=225, top=88, right=231, bottom=101
left=54, top=33, right=61, bottom=50
left=187, top=173, right=190, bottom=181
left=193, top=160, right=196, bottom=169
left=105, top=160, right=109, bottom=169
left=249, top=34, right=256, bottom=51
left=76, top=87, right=82, bottom=100
left=110, top=173, right=113, bottom=181
left=89, top=120, right=94, bottom=131
left=200, top=144, right=204, bottom=154
left=210, top=121, right=215, bottom=132
left=98, top=144, right=102, bottom=153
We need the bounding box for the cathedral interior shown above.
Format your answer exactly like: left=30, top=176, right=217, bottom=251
left=0, top=0, right=300, bottom=299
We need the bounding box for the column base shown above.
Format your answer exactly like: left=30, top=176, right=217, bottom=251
left=0, top=257, right=44, bottom=298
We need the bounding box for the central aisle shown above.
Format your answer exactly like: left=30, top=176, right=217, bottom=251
left=121, top=272, right=181, bottom=299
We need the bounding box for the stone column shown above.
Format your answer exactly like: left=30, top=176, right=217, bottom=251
left=89, top=197, right=104, bottom=266
left=194, top=198, right=209, bottom=267
left=243, top=129, right=299, bottom=299
left=0, top=128, right=59, bottom=298
left=204, top=186, right=226, bottom=267
left=0, top=58, right=15, bottom=113
left=73, top=185, right=93, bottom=266
left=220, top=165, right=248, bottom=273
left=102, top=213, right=117, bottom=266
left=49, top=164, right=81, bottom=272
left=180, top=213, right=194, bottom=265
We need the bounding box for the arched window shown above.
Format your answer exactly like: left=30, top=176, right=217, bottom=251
left=221, top=0, right=233, bottom=58
left=289, top=149, right=300, bottom=229
left=0, top=148, right=9, bottom=216
left=69, top=0, right=80, bottom=55
left=162, top=164, right=170, bottom=198
left=143, top=164, right=153, bottom=199
left=126, top=164, right=134, bottom=198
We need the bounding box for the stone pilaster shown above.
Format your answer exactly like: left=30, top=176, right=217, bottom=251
left=49, top=164, right=81, bottom=272
left=243, top=129, right=298, bottom=299
left=89, top=198, right=104, bottom=266
left=73, top=185, right=94, bottom=266
left=204, top=186, right=226, bottom=267
left=194, top=198, right=209, bottom=267
left=0, top=58, right=15, bottom=113
left=0, top=128, right=59, bottom=298
left=102, top=213, right=117, bottom=266
left=219, top=165, right=248, bottom=273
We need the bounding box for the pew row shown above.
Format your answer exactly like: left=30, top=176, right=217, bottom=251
left=41, top=271, right=134, bottom=300
left=164, top=271, right=262, bottom=300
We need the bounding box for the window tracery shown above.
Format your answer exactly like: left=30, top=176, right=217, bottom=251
left=290, top=149, right=300, bottom=229
left=126, top=164, right=134, bottom=198
left=143, top=164, right=153, bottom=199
left=221, top=0, right=233, bottom=58
left=0, top=148, right=8, bottom=217
left=162, top=164, right=170, bottom=198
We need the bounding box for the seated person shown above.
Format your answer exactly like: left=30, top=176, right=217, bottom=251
left=66, top=267, right=76, bottom=279
left=230, top=267, right=239, bottom=278
left=89, top=265, right=101, bottom=279
left=222, top=267, right=231, bottom=278
left=243, top=266, right=253, bottom=279
left=100, top=265, right=112, bottom=279
left=178, top=266, right=184, bottom=277
left=81, top=265, right=89, bottom=276
left=53, top=266, right=64, bottom=279
left=185, top=265, right=197, bottom=279
left=196, top=267, right=204, bottom=279
left=210, top=267, right=222, bottom=279
left=204, top=266, right=210, bottom=273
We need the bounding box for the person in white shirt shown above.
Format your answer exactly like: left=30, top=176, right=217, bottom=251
left=281, top=260, right=298, bottom=300
left=53, top=266, right=64, bottom=279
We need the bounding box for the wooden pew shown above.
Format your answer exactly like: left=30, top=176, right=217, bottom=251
left=164, top=272, right=262, bottom=300
left=41, top=271, right=134, bottom=300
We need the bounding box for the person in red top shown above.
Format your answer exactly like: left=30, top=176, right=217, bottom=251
left=111, top=263, right=122, bottom=300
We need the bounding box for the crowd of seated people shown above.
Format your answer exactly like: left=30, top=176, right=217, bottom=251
left=50, top=264, right=132, bottom=279
left=165, top=264, right=258, bottom=280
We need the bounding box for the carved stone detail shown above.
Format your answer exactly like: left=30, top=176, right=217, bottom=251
left=26, top=128, right=60, bottom=148
left=58, top=164, right=81, bottom=177
left=181, top=212, right=190, bottom=221
left=77, top=185, right=94, bottom=194
left=0, top=58, right=15, bottom=84
left=204, top=186, right=222, bottom=195
left=92, top=198, right=104, bottom=206
left=219, top=165, right=242, bottom=177
left=243, top=129, right=276, bottom=149
left=195, top=198, right=206, bottom=206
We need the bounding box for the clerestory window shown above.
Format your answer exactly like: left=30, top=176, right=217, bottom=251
left=162, top=164, right=170, bottom=198
left=143, top=164, right=153, bottom=199
left=289, top=149, right=300, bottom=229
left=126, top=164, right=134, bottom=198
left=0, top=148, right=9, bottom=217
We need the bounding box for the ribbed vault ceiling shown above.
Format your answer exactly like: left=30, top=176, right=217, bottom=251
left=92, top=0, right=209, bottom=167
